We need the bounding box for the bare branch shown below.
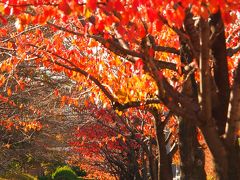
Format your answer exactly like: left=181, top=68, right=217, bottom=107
left=2, top=25, right=42, bottom=43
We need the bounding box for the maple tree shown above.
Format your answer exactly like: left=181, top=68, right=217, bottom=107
left=0, top=0, right=240, bottom=179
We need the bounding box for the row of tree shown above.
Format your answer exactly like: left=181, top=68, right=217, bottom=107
left=0, top=0, right=239, bottom=179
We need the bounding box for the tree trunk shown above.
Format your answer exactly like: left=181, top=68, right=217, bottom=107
left=209, top=10, right=240, bottom=180
left=179, top=117, right=206, bottom=180
left=141, top=147, right=148, bottom=180
left=210, top=11, right=230, bottom=136
left=148, top=141, right=158, bottom=180
left=225, top=63, right=240, bottom=180
left=158, top=126, right=173, bottom=180
left=127, top=148, right=142, bottom=179
left=152, top=110, right=173, bottom=180
left=179, top=21, right=206, bottom=180
left=201, top=125, right=228, bottom=180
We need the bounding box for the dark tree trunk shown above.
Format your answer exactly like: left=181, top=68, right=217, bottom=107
left=225, top=64, right=240, bottom=180
left=127, top=149, right=142, bottom=180
left=179, top=118, right=206, bottom=180
left=200, top=125, right=228, bottom=180
left=209, top=11, right=240, bottom=180
left=148, top=141, right=158, bottom=180
left=140, top=147, right=148, bottom=180
left=157, top=123, right=173, bottom=180
left=226, top=144, right=240, bottom=180
left=210, top=11, right=230, bottom=137
left=152, top=109, right=173, bottom=180
left=178, top=22, right=206, bottom=180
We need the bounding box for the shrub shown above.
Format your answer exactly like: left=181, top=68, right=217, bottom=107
left=51, top=166, right=77, bottom=180
left=71, top=166, right=87, bottom=177
left=38, top=174, right=52, bottom=180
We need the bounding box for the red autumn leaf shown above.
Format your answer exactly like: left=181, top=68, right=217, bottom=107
left=0, top=15, right=7, bottom=25
left=87, top=0, right=97, bottom=11
left=155, top=20, right=163, bottom=32
left=58, top=0, right=71, bottom=15
left=222, top=11, right=234, bottom=24
left=135, top=59, right=143, bottom=70
left=114, top=0, right=124, bottom=11
left=4, top=7, right=11, bottom=15
left=147, top=8, right=158, bottom=22
left=132, top=0, right=140, bottom=10
left=54, top=89, right=59, bottom=96
left=96, top=20, right=105, bottom=32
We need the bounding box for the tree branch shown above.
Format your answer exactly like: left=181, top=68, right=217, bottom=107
left=210, top=11, right=230, bottom=135
left=47, top=22, right=181, bottom=72
left=167, top=142, right=178, bottom=159
left=154, top=45, right=180, bottom=55
left=199, top=18, right=212, bottom=124
left=226, top=63, right=240, bottom=146
left=227, top=44, right=240, bottom=57
left=113, top=99, right=160, bottom=111
left=28, top=44, right=117, bottom=103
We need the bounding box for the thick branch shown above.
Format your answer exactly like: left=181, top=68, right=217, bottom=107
left=226, top=63, right=240, bottom=146
left=153, top=45, right=180, bottom=55
left=183, top=10, right=200, bottom=61
left=113, top=99, right=160, bottom=111
left=199, top=18, right=212, bottom=123
left=210, top=11, right=230, bottom=135
left=153, top=59, right=179, bottom=72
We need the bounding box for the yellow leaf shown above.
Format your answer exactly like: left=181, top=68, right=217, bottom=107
left=0, top=5, right=4, bottom=14
left=115, top=110, right=123, bottom=116
left=116, top=88, right=128, bottom=102
left=0, top=75, right=6, bottom=86
left=85, top=8, right=92, bottom=19
left=117, top=134, right=122, bottom=138
left=7, top=88, right=12, bottom=96
left=111, top=137, right=116, bottom=142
